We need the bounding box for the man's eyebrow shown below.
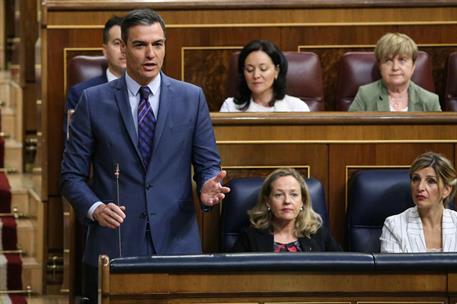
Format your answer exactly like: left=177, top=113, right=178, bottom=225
left=131, top=38, right=166, bottom=44
left=131, top=39, right=146, bottom=44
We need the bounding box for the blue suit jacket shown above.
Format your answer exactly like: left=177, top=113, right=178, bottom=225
left=64, top=74, right=108, bottom=133
left=61, top=73, right=221, bottom=266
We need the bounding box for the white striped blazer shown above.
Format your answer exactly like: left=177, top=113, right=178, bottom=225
left=380, top=206, right=457, bottom=253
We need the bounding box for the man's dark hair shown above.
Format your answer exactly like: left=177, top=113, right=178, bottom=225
left=121, top=9, right=166, bottom=43
left=103, top=16, right=124, bottom=44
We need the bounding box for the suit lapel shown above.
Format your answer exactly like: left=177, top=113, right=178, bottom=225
left=442, top=209, right=457, bottom=251
left=376, top=81, right=390, bottom=111
left=406, top=207, right=426, bottom=252
left=407, top=82, right=421, bottom=111
left=147, top=73, right=171, bottom=172
left=113, top=76, right=144, bottom=167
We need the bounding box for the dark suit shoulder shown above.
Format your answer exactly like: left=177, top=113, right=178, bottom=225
left=70, top=74, right=107, bottom=94
left=162, top=73, right=202, bottom=92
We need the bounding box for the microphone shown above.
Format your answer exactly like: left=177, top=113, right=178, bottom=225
left=114, top=163, right=122, bottom=257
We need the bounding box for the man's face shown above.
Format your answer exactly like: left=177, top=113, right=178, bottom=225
left=122, top=23, right=165, bottom=85
left=102, top=25, right=126, bottom=77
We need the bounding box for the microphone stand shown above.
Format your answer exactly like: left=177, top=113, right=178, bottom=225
left=114, top=163, right=122, bottom=257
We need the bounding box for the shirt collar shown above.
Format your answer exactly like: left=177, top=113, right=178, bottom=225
left=125, top=72, right=161, bottom=97
left=106, top=68, right=120, bottom=82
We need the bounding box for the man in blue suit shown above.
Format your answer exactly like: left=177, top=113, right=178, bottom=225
left=64, top=15, right=126, bottom=135
left=61, top=8, right=229, bottom=303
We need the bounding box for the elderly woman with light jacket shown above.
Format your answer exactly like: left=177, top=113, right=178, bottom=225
left=349, top=32, right=441, bottom=112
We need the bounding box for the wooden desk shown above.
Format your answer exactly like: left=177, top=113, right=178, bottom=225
left=99, top=253, right=457, bottom=304
left=204, top=112, right=457, bottom=251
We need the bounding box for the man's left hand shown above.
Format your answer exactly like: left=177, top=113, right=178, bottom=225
left=200, top=170, right=230, bottom=206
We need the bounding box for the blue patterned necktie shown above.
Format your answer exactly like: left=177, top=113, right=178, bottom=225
left=138, top=86, right=156, bottom=167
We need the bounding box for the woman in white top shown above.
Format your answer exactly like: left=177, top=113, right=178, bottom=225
left=220, top=40, right=310, bottom=112
left=380, top=152, right=457, bottom=253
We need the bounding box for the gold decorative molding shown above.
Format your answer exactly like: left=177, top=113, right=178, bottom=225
left=298, top=43, right=457, bottom=51
left=357, top=302, right=444, bottom=304
left=217, top=139, right=457, bottom=144
left=48, top=25, right=104, bottom=29
left=223, top=165, right=311, bottom=178
left=267, top=302, right=351, bottom=304
left=47, top=20, right=457, bottom=30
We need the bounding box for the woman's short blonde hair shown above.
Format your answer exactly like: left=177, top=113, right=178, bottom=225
left=409, top=151, right=457, bottom=207
left=374, top=32, right=418, bottom=63
left=247, top=168, right=322, bottom=238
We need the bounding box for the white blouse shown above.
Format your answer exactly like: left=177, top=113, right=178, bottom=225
left=220, top=95, right=310, bottom=112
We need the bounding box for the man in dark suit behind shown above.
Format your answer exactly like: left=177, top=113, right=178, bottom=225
left=64, top=15, right=126, bottom=134
left=60, top=8, right=230, bottom=303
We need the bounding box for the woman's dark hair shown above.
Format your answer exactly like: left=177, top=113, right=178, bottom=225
left=234, top=40, right=288, bottom=111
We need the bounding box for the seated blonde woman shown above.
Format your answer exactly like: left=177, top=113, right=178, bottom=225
left=349, top=33, right=441, bottom=112
left=380, top=152, right=457, bottom=253
left=231, top=168, right=341, bottom=252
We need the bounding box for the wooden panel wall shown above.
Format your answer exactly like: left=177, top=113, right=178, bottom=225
left=209, top=113, right=457, bottom=251
left=43, top=0, right=457, bottom=199
left=41, top=0, right=457, bottom=293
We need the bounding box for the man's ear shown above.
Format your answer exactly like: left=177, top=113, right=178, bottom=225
left=102, top=44, right=108, bottom=58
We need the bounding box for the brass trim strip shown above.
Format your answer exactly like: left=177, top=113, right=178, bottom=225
left=266, top=302, right=351, bottom=304
left=0, top=168, right=18, bottom=174
left=298, top=43, right=457, bottom=50
left=0, top=212, right=25, bottom=218
left=49, top=25, right=104, bottom=29
left=223, top=165, right=311, bottom=178
left=344, top=165, right=410, bottom=211
left=46, top=265, right=64, bottom=270
left=0, top=249, right=24, bottom=254
left=0, top=289, right=31, bottom=295
left=358, top=302, right=444, bottom=304
left=181, top=46, right=242, bottom=81
left=47, top=21, right=457, bottom=30
left=6, top=37, right=20, bottom=43
left=63, top=47, right=103, bottom=95
left=216, top=139, right=457, bottom=144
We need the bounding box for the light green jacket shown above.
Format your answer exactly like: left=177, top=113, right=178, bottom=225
left=348, top=80, right=441, bottom=112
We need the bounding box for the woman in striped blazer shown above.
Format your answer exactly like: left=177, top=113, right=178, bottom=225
left=380, top=152, right=457, bottom=253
